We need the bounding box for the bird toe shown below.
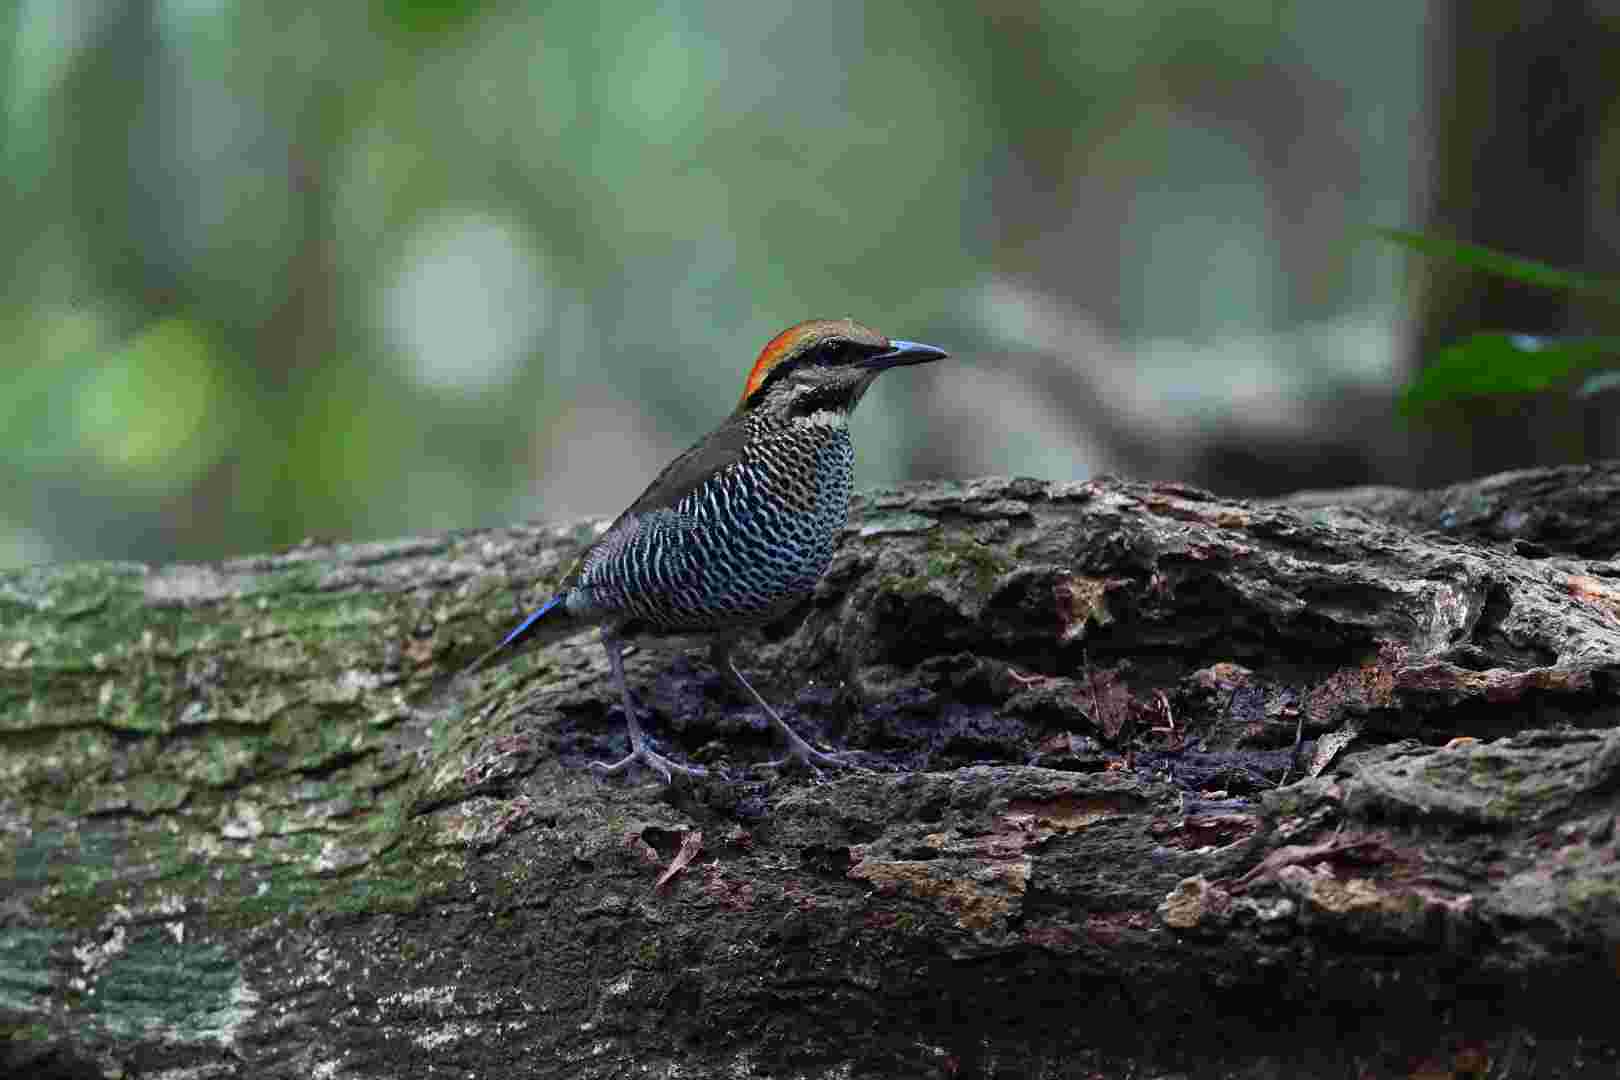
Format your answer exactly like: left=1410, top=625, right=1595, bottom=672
left=758, top=741, right=860, bottom=779
left=589, top=746, right=706, bottom=787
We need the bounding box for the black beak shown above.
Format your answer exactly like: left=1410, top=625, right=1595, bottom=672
left=863, top=339, right=949, bottom=370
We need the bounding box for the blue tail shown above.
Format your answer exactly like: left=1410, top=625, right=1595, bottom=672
left=461, top=595, right=567, bottom=677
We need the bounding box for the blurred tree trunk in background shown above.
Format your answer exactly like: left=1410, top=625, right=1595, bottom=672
left=1413, top=2, right=1620, bottom=485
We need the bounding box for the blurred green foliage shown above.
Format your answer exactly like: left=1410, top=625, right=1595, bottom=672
left=1382, top=230, right=1620, bottom=414
left=1401, top=332, right=1620, bottom=412
left=1, top=1, right=1423, bottom=568
left=1380, top=229, right=1620, bottom=301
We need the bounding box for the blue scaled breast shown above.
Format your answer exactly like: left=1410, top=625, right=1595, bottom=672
left=564, top=409, right=856, bottom=634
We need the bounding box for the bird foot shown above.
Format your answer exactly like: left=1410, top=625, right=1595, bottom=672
left=589, top=743, right=708, bottom=786
left=756, top=730, right=859, bottom=780
left=586, top=731, right=706, bottom=790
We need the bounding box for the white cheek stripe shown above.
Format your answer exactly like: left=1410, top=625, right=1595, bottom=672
left=796, top=409, right=848, bottom=430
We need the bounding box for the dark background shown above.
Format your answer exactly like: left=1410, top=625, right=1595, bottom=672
left=3, top=1, right=1617, bottom=570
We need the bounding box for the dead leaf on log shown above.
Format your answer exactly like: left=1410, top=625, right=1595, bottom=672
left=654, top=830, right=703, bottom=892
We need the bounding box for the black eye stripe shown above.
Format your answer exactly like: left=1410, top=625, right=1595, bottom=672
left=815, top=339, right=884, bottom=365
left=744, top=338, right=884, bottom=405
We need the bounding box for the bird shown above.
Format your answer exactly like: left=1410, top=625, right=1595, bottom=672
left=460, top=318, right=947, bottom=784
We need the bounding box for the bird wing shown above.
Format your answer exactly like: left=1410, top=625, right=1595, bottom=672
left=622, top=417, right=749, bottom=517
left=558, top=419, right=748, bottom=592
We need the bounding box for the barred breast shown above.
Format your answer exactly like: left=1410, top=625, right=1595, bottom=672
left=572, top=416, right=855, bottom=633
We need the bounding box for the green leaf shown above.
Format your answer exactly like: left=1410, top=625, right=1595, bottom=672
left=1399, top=333, right=1620, bottom=414
left=1375, top=228, right=1620, bottom=301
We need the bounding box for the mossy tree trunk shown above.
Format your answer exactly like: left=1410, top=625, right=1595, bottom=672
left=4, top=467, right=1620, bottom=1078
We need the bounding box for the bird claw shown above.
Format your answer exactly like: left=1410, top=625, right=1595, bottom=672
left=589, top=744, right=707, bottom=787
left=756, top=735, right=859, bottom=780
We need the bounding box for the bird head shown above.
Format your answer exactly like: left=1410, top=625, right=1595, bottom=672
left=736, top=318, right=947, bottom=421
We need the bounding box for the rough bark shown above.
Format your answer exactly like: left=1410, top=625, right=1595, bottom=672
left=1281, top=460, right=1620, bottom=560
left=4, top=468, right=1620, bottom=1079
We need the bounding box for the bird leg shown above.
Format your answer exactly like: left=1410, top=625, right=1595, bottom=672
left=589, top=632, right=706, bottom=785
left=710, top=640, right=854, bottom=776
